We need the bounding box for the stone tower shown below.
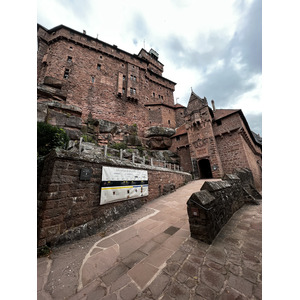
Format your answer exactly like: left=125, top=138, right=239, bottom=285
left=185, top=92, right=223, bottom=179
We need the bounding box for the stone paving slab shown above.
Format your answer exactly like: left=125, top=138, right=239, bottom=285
left=38, top=179, right=262, bottom=300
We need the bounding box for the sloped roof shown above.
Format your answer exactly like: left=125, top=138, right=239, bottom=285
left=213, top=109, right=262, bottom=148
left=174, top=103, right=185, bottom=109
left=171, top=124, right=187, bottom=138
left=213, top=109, right=240, bottom=120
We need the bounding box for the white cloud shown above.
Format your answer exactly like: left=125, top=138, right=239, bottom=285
left=37, top=0, right=262, bottom=134
left=232, top=74, right=262, bottom=115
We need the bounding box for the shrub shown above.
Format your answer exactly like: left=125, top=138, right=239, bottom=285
left=37, top=122, right=69, bottom=156
left=110, top=142, right=127, bottom=150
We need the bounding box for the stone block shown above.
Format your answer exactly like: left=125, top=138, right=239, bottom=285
left=99, top=119, right=118, bottom=133
left=145, top=126, right=176, bottom=138
left=65, top=115, right=82, bottom=128
left=201, top=180, right=231, bottom=192
left=43, top=76, right=63, bottom=89
left=37, top=102, right=48, bottom=122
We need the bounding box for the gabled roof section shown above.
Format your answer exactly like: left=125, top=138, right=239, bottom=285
left=174, top=103, right=186, bottom=109
left=214, top=108, right=262, bottom=148
left=214, top=109, right=240, bottom=120
left=187, top=91, right=208, bottom=106
left=171, top=124, right=187, bottom=138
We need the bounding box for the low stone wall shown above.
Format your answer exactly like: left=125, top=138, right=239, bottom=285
left=38, top=149, right=192, bottom=248
left=187, top=169, right=260, bottom=244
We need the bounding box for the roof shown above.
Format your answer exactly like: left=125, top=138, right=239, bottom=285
left=213, top=109, right=262, bottom=148
left=213, top=109, right=240, bottom=120
left=171, top=124, right=187, bottom=138
left=174, top=103, right=186, bottom=109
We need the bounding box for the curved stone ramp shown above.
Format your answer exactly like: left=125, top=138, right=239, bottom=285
left=72, top=179, right=215, bottom=299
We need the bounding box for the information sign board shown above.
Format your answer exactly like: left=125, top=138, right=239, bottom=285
left=100, top=167, right=148, bottom=205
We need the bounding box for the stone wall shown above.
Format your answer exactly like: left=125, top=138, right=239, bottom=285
left=187, top=169, right=261, bottom=244
left=38, top=149, right=192, bottom=248
left=37, top=25, right=177, bottom=139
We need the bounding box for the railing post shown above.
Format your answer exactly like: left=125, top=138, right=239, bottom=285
left=120, top=149, right=123, bottom=160
left=151, top=158, right=153, bottom=166
left=104, top=145, right=107, bottom=158
left=132, top=153, right=135, bottom=163
left=79, top=137, right=83, bottom=153
left=143, top=156, right=145, bottom=164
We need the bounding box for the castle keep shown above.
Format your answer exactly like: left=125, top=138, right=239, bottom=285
left=37, top=24, right=262, bottom=190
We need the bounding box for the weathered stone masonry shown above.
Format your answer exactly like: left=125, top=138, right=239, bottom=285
left=187, top=168, right=261, bottom=244
left=37, top=149, right=192, bottom=247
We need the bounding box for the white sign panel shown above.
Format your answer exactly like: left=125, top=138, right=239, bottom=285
left=100, top=167, right=148, bottom=205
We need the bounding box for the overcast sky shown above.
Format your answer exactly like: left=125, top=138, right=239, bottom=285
left=37, top=0, right=262, bottom=135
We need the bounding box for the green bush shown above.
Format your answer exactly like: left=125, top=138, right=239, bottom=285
left=110, top=142, right=127, bottom=150
left=37, top=122, right=69, bottom=156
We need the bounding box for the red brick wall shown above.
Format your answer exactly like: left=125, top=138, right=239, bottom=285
left=37, top=25, right=177, bottom=138
left=213, top=112, right=262, bottom=190
left=215, top=131, right=249, bottom=173
left=37, top=150, right=192, bottom=247
left=170, top=134, right=192, bottom=173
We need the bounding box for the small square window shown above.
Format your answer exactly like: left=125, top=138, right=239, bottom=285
left=67, top=56, right=72, bottom=62
left=216, top=120, right=222, bottom=126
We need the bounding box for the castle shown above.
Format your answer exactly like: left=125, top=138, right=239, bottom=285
left=37, top=24, right=262, bottom=190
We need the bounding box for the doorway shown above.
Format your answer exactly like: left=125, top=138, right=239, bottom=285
left=198, top=159, right=213, bottom=179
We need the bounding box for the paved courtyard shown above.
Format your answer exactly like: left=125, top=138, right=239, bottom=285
left=38, top=179, right=262, bottom=300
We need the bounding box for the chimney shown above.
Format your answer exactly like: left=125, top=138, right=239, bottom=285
left=83, top=30, right=86, bottom=35
left=211, top=100, right=216, bottom=112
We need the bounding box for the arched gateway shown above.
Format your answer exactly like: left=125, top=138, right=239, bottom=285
left=198, top=159, right=213, bottom=179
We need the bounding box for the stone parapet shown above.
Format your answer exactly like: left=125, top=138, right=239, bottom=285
left=187, top=169, right=261, bottom=244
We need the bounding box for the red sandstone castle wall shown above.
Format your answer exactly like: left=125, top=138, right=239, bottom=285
left=212, top=111, right=262, bottom=190
left=37, top=152, right=192, bottom=247
left=37, top=25, right=177, bottom=139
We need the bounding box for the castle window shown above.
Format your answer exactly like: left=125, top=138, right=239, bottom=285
left=69, top=46, right=73, bottom=50
left=100, top=55, right=102, bottom=59
left=122, top=88, right=125, bottom=95
left=123, top=75, right=126, bottom=81
left=97, top=64, right=101, bottom=70
left=168, top=120, right=170, bottom=124
left=176, top=136, right=180, bottom=141
left=216, top=120, right=222, bottom=126
left=63, top=68, right=70, bottom=79
left=130, top=88, right=136, bottom=95
left=91, top=76, right=95, bottom=83
left=153, top=92, right=155, bottom=97
left=67, top=56, right=72, bottom=62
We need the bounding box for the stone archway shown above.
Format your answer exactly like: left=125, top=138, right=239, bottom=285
left=198, top=159, right=213, bottom=179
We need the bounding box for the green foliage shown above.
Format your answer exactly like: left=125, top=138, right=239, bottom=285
left=37, top=122, right=69, bottom=156
left=82, top=134, right=96, bottom=143
left=110, top=142, right=127, bottom=150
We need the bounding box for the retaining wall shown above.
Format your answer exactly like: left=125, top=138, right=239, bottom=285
left=37, top=149, right=192, bottom=248
left=187, top=169, right=261, bottom=244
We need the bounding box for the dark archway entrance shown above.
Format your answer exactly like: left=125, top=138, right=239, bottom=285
left=198, top=159, right=213, bottom=179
